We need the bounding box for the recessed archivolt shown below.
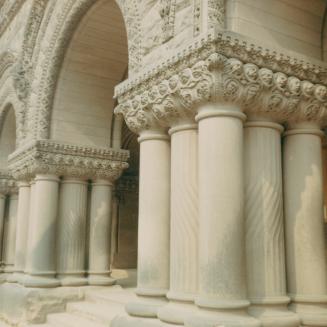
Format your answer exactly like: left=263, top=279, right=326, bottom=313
left=25, top=0, right=142, bottom=141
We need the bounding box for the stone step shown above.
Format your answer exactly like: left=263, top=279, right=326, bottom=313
left=47, top=312, right=107, bottom=327
left=86, top=286, right=136, bottom=305
left=67, top=301, right=126, bottom=325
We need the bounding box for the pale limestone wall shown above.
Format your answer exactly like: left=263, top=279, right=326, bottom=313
left=226, top=0, right=326, bottom=60
left=50, top=0, right=128, bottom=147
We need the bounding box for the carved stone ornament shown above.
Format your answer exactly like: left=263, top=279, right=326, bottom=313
left=8, top=140, right=129, bottom=181
left=0, top=169, right=17, bottom=195
left=115, top=34, right=327, bottom=133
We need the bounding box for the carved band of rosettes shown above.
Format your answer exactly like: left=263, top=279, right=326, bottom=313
left=115, top=53, right=327, bottom=134
left=8, top=140, right=129, bottom=181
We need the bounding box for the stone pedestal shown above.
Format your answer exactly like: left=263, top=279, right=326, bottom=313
left=0, top=194, right=6, bottom=270
left=126, top=129, right=170, bottom=318
left=158, top=123, right=198, bottom=325
left=244, top=121, right=300, bottom=327
left=57, top=178, right=88, bottom=286
left=88, top=179, right=115, bottom=286
left=23, top=174, right=60, bottom=288
left=186, top=104, right=259, bottom=327
left=284, top=125, right=327, bottom=326
left=3, top=193, right=18, bottom=274
left=8, top=182, right=30, bottom=283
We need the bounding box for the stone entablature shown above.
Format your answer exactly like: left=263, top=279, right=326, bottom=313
left=0, top=169, right=17, bottom=195
left=8, top=140, right=129, bottom=181
left=115, top=40, right=327, bottom=133
left=115, top=31, right=327, bottom=99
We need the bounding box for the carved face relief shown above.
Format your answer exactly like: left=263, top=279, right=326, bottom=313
left=314, top=85, right=327, bottom=102
left=179, top=69, right=192, bottom=85
left=287, top=77, right=301, bottom=95
left=301, top=81, right=314, bottom=98
left=158, top=81, right=169, bottom=96
left=259, top=68, right=273, bottom=88
left=168, top=75, right=179, bottom=91
left=227, top=58, right=243, bottom=77
left=244, top=64, right=258, bottom=82
left=274, top=72, right=288, bottom=91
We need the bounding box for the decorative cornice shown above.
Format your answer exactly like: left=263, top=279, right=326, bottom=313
left=8, top=140, right=129, bottom=181
left=115, top=53, right=327, bottom=133
left=115, top=31, right=327, bottom=98
left=0, top=169, right=17, bottom=195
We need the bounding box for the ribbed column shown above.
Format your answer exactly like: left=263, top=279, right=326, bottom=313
left=186, top=104, right=259, bottom=327
left=8, top=182, right=30, bottom=283
left=3, top=193, right=18, bottom=275
left=23, top=174, right=60, bottom=288
left=88, top=179, right=115, bottom=285
left=244, top=121, right=300, bottom=327
left=158, top=123, right=198, bottom=325
left=0, top=193, right=6, bottom=271
left=284, top=125, right=327, bottom=326
left=126, top=129, right=170, bottom=318
left=57, top=177, right=88, bottom=286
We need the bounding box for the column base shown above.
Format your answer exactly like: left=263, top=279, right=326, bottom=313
left=88, top=274, right=116, bottom=286
left=185, top=308, right=261, bottom=327
left=158, top=300, right=198, bottom=325
left=22, top=274, right=60, bottom=288
left=6, top=272, right=22, bottom=283
left=249, top=300, right=300, bottom=327
left=58, top=274, right=88, bottom=287
left=290, top=296, right=327, bottom=326
left=126, top=290, right=168, bottom=318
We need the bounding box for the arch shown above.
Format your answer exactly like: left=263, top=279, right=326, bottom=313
left=26, top=0, right=142, bottom=141
left=0, top=104, right=17, bottom=169
left=0, top=77, right=24, bottom=147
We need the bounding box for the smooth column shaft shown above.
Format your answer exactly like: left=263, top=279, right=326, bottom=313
left=244, top=122, right=299, bottom=327
left=158, top=124, right=198, bottom=325
left=0, top=194, right=6, bottom=267
left=3, top=193, right=18, bottom=273
left=9, top=182, right=30, bottom=282
left=23, top=175, right=60, bottom=288
left=284, top=127, right=327, bottom=325
left=186, top=105, right=259, bottom=327
left=57, top=178, right=88, bottom=286
left=126, top=130, right=170, bottom=318
left=88, top=179, right=115, bottom=285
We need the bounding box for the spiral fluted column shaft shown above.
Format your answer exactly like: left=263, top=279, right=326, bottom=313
left=88, top=179, right=115, bottom=286
left=186, top=104, right=259, bottom=327
left=244, top=121, right=299, bottom=327
left=158, top=124, right=198, bottom=325
left=8, top=182, right=30, bottom=283
left=3, top=193, right=18, bottom=274
left=126, top=129, right=170, bottom=318
left=57, top=178, right=88, bottom=286
left=0, top=194, right=5, bottom=268
left=23, top=174, right=60, bottom=288
left=284, top=126, right=327, bottom=326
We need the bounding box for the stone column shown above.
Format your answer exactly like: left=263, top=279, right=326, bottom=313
left=283, top=124, right=327, bottom=326
left=57, top=177, right=88, bottom=286
left=186, top=104, right=260, bottom=327
left=126, top=129, right=170, bottom=318
left=0, top=193, right=6, bottom=270
left=158, top=122, right=198, bottom=325
left=88, top=179, right=115, bottom=285
left=8, top=181, right=30, bottom=283
left=3, top=192, right=18, bottom=275
left=244, top=121, right=300, bottom=327
left=23, top=174, right=60, bottom=288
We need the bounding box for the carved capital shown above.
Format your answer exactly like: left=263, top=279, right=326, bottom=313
left=0, top=169, right=17, bottom=195
left=116, top=52, right=327, bottom=130
left=8, top=140, right=129, bottom=181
